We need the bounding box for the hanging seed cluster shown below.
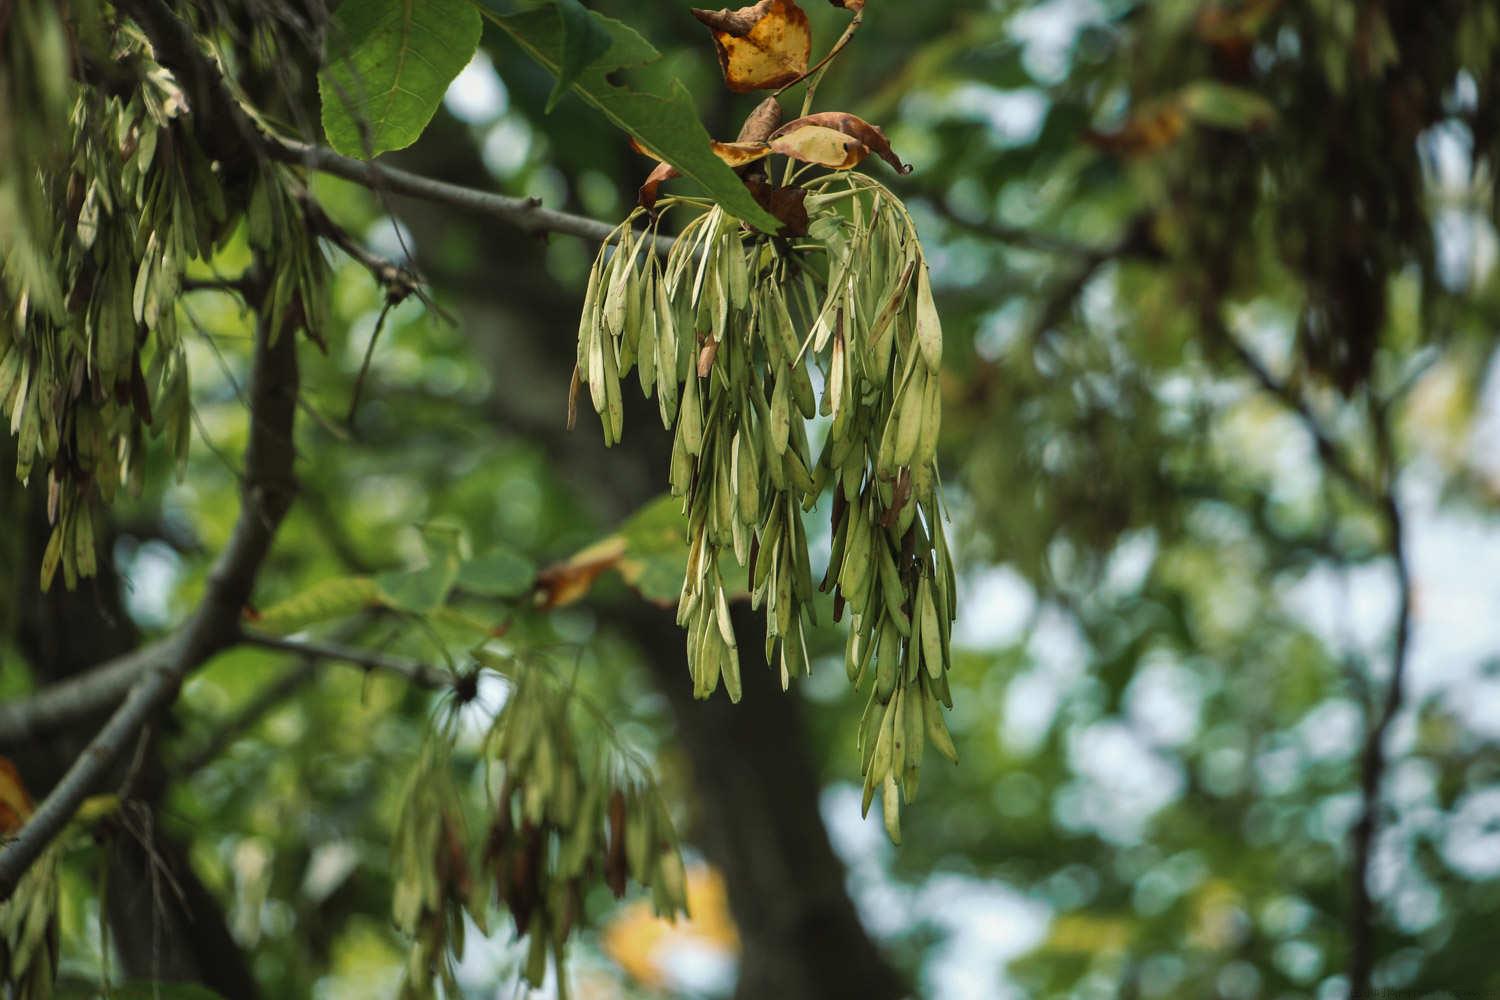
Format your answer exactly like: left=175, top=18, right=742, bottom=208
left=576, top=172, right=959, bottom=839
left=390, top=660, right=686, bottom=999
left=0, top=12, right=327, bottom=591
left=0, top=843, right=58, bottom=1000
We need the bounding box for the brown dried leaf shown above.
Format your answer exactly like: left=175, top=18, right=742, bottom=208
left=691, top=0, right=811, bottom=93
left=638, top=160, right=681, bottom=209
left=1086, top=102, right=1187, bottom=157
left=828, top=0, right=865, bottom=9
left=770, top=111, right=912, bottom=173
left=533, top=536, right=627, bottom=608
left=736, top=96, right=785, bottom=142
left=0, top=756, right=34, bottom=834
left=745, top=174, right=810, bottom=236
left=769, top=123, right=869, bottom=169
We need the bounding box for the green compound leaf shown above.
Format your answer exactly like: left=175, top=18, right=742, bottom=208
left=320, top=0, right=483, bottom=159
left=484, top=2, right=784, bottom=233
left=546, top=0, right=611, bottom=113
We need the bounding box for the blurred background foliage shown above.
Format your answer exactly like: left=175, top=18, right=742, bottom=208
left=5, top=0, right=1500, bottom=998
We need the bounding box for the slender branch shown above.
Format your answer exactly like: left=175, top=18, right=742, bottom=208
left=1204, top=299, right=1412, bottom=992
left=1347, top=402, right=1413, bottom=997
left=269, top=137, right=660, bottom=248
left=1201, top=310, right=1378, bottom=505
left=922, top=196, right=1111, bottom=258
left=238, top=632, right=453, bottom=690
left=0, top=639, right=178, bottom=750
left=0, top=311, right=300, bottom=901
left=118, top=0, right=669, bottom=254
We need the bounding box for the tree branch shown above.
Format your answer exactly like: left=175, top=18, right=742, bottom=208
left=1201, top=310, right=1378, bottom=505
left=1203, top=302, right=1412, bottom=992
left=1347, top=402, right=1412, bottom=996
left=0, top=313, right=299, bottom=901
left=0, top=638, right=178, bottom=750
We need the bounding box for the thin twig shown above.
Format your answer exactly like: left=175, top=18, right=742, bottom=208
left=239, top=632, right=455, bottom=690
left=346, top=299, right=395, bottom=428
left=774, top=9, right=863, bottom=96
left=1202, top=310, right=1378, bottom=505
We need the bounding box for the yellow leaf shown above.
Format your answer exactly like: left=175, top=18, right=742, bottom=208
left=691, top=0, right=811, bottom=93
left=603, top=865, right=739, bottom=987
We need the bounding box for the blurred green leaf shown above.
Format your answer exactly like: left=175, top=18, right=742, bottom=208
left=456, top=545, right=537, bottom=597
left=1178, top=81, right=1275, bottom=130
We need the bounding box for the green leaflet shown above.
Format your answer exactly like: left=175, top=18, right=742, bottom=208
left=319, top=0, right=483, bottom=159
left=545, top=0, right=611, bottom=113
left=484, top=3, right=784, bottom=233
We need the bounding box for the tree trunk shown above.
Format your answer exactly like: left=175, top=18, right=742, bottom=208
left=5, top=455, right=259, bottom=1000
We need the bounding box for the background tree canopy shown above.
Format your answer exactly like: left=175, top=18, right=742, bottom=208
left=2, top=0, right=1499, bottom=998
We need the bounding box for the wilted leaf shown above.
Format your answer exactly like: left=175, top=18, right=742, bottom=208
left=735, top=96, right=784, bottom=143
left=744, top=175, right=809, bottom=236
left=488, top=3, right=783, bottom=232
left=710, top=140, right=774, bottom=168
left=534, top=536, right=627, bottom=608
left=319, top=0, right=482, bottom=158
left=770, top=112, right=912, bottom=173
left=638, top=141, right=768, bottom=209
left=691, top=0, right=811, bottom=93
left=1086, top=102, right=1187, bottom=157
left=0, top=756, right=34, bottom=834
left=638, top=160, right=681, bottom=209
left=769, top=123, right=868, bottom=169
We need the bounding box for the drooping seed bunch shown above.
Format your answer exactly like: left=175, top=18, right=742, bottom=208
left=576, top=171, right=958, bottom=840
left=0, top=11, right=328, bottom=592
left=391, top=659, right=686, bottom=998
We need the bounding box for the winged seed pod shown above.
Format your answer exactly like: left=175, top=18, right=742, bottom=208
left=1, top=17, right=329, bottom=591
left=574, top=169, right=956, bottom=840
left=392, top=658, right=687, bottom=997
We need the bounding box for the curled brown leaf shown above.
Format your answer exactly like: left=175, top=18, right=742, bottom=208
left=769, top=123, right=869, bottom=169
left=770, top=111, right=912, bottom=173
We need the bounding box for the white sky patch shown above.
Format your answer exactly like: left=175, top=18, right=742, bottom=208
left=1061, top=720, right=1185, bottom=842
left=953, top=565, right=1035, bottom=649
left=821, top=784, right=1050, bottom=1000
left=443, top=51, right=508, bottom=124
left=1126, top=656, right=1204, bottom=748
left=1008, top=0, right=1102, bottom=84
left=943, top=84, right=1048, bottom=148
left=482, top=116, right=535, bottom=178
